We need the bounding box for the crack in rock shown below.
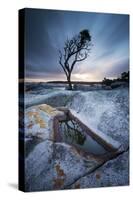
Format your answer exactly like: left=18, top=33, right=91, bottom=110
left=66, top=148, right=129, bottom=189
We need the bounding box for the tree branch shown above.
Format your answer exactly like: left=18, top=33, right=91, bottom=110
left=58, top=29, right=92, bottom=88
left=59, top=50, right=69, bottom=77
left=76, top=52, right=88, bottom=62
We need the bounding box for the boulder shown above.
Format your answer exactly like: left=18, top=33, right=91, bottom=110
left=68, top=88, right=129, bottom=151
left=73, top=84, right=102, bottom=91
left=25, top=140, right=54, bottom=191
left=25, top=104, right=66, bottom=140
left=25, top=91, right=75, bottom=108
left=25, top=104, right=106, bottom=191
left=53, top=142, right=103, bottom=190
left=24, top=88, right=129, bottom=191
left=69, top=151, right=129, bottom=189
left=25, top=140, right=103, bottom=192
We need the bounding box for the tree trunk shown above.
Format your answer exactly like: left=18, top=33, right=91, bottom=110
left=67, top=74, right=72, bottom=90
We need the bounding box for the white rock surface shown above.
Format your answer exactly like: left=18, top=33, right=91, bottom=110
left=68, top=88, right=129, bottom=151
left=24, top=87, right=129, bottom=191
left=69, top=151, right=129, bottom=189
left=25, top=88, right=129, bottom=151
left=25, top=140, right=54, bottom=191
left=25, top=90, right=76, bottom=108
left=25, top=140, right=103, bottom=191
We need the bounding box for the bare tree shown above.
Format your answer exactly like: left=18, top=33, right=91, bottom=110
left=59, top=29, right=92, bottom=90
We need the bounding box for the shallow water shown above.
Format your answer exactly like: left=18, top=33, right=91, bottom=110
left=59, top=120, right=108, bottom=155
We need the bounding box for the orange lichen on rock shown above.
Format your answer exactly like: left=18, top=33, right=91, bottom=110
left=27, top=111, right=46, bottom=128
left=39, top=104, right=57, bottom=115
left=55, top=164, right=66, bottom=177
left=74, top=183, right=80, bottom=189
left=27, top=111, right=39, bottom=117
left=53, top=178, right=65, bottom=189
left=53, top=164, right=66, bottom=189
left=34, top=116, right=46, bottom=128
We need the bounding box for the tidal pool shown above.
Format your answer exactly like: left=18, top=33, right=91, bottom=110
left=59, top=120, right=109, bottom=155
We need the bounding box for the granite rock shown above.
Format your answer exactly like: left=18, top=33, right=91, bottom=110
left=69, top=151, right=129, bottom=189
left=25, top=140, right=103, bottom=191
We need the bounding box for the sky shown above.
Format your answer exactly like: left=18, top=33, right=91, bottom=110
left=24, top=8, right=129, bottom=82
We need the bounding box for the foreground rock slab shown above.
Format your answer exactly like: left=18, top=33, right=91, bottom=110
left=24, top=101, right=129, bottom=191
left=25, top=104, right=106, bottom=191
left=25, top=140, right=104, bottom=191
left=69, top=151, right=129, bottom=189
left=68, top=88, right=129, bottom=151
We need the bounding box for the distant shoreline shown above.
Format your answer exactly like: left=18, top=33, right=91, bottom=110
left=23, top=80, right=102, bottom=85
left=47, top=81, right=102, bottom=85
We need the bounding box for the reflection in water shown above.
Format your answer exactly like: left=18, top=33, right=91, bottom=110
left=60, top=120, right=86, bottom=145
left=59, top=120, right=108, bottom=155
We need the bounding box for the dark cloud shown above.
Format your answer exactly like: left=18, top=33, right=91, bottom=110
left=24, top=8, right=129, bottom=81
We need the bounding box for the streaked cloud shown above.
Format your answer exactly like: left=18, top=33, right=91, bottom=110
left=25, top=9, right=129, bottom=82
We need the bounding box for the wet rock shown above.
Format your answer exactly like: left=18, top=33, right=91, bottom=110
left=69, top=151, right=129, bottom=189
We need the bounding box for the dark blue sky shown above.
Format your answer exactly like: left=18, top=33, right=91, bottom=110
left=25, top=8, right=129, bottom=82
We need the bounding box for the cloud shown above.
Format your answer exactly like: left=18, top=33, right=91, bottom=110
left=24, top=9, right=129, bottom=81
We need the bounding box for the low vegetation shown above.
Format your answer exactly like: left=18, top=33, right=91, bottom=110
left=102, top=71, right=129, bottom=87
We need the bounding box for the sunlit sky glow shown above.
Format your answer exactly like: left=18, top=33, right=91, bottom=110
left=25, top=9, right=129, bottom=82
